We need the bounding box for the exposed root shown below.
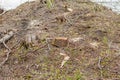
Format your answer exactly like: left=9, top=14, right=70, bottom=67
left=0, top=41, right=11, bottom=67
left=0, top=31, right=14, bottom=67
left=0, top=31, right=14, bottom=43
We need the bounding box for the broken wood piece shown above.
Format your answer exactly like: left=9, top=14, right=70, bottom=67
left=52, top=37, right=68, bottom=47
left=60, top=52, right=70, bottom=68
left=0, top=31, right=14, bottom=44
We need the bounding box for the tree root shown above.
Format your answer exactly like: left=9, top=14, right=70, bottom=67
left=0, top=31, right=14, bottom=67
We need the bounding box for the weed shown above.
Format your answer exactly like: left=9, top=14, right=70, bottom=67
left=46, top=0, right=54, bottom=9
left=102, top=36, right=108, bottom=46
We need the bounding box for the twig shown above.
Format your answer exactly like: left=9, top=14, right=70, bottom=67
left=46, top=38, right=51, bottom=51
left=0, top=39, right=20, bottom=67
left=0, top=31, right=14, bottom=43
left=0, top=11, right=7, bottom=16
left=0, top=31, right=14, bottom=67
left=0, top=41, right=11, bottom=67
left=45, top=38, right=52, bottom=54
left=28, top=44, right=47, bottom=53
left=98, top=56, right=102, bottom=70
left=0, top=40, right=20, bottom=67
left=98, top=56, right=103, bottom=79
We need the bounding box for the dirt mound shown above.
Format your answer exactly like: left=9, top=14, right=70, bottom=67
left=0, top=0, right=120, bottom=79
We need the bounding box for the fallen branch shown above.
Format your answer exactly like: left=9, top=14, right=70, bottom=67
left=0, top=31, right=14, bottom=43
left=0, top=11, right=7, bottom=16
left=0, top=31, right=14, bottom=67
left=98, top=56, right=103, bottom=79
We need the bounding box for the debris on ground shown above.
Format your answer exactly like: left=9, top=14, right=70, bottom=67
left=0, top=0, right=120, bottom=79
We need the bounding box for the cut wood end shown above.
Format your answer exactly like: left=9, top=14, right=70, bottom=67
left=52, top=37, right=68, bottom=47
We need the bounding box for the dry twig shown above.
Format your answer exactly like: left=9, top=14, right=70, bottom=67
left=0, top=40, right=20, bottom=67
left=98, top=56, right=102, bottom=70
left=0, top=31, right=14, bottom=67
left=0, top=11, right=7, bottom=16
left=0, top=41, right=11, bottom=67
left=46, top=38, right=51, bottom=51
left=98, top=56, right=103, bottom=79
left=0, top=31, right=14, bottom=43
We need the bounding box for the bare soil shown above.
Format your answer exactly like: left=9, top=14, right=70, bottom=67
left=0, top=0, right=120, bottom=80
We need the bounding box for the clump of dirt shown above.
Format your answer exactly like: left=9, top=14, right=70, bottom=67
left=0, top=0, right=120, bottom=79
